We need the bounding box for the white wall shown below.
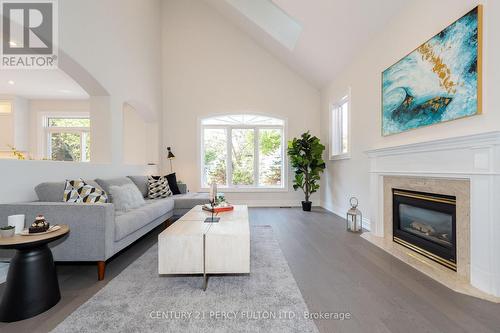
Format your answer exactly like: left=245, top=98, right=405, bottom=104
left=123, top=103, right=159, bottom=166
left=58, top=0, right=163, bottom=165
left=320, top=0, right=499, bottom=222
left=0, top=0, right=163, bottom=203
left=161, top=0, right=321, bottom=206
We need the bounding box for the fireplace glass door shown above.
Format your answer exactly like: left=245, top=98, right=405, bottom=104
left=393, top=189, right=457, bottom=271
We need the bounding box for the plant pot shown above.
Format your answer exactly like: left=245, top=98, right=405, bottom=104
left=302, top=201, right=312, bottom=212
left=0, top=228, right=15, bottom=238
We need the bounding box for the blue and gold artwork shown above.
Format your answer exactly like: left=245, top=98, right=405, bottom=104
left=382, top=6, right=482, bottom=136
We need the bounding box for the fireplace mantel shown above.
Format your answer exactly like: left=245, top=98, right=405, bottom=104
left=365, top=131, right=500, bottom=300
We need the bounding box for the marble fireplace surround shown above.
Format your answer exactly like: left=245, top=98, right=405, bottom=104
left=364, top=131, right=500, bottom=302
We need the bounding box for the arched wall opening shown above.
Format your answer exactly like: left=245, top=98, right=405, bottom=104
left=0, top=49, right=113, bottom=164
left=0, top=50, right=154, bottom=202
left=59, top=50, right=112, bottom=164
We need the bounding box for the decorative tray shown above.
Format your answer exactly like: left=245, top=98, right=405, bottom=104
left=20, top=225, right=61, bottom=236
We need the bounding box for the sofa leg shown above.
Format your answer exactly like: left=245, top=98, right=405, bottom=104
left=97, top=261, right=106, bottom=281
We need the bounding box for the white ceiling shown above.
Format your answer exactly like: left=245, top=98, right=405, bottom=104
left=205, top=0, right=414, bottom=88
left=0, top=69, right=89, bottom=100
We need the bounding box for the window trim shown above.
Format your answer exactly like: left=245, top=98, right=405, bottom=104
left=329, top=91, right=351, bottom=161
left=199, top=114, right=288, bottom=192
left=39, top=112, right=91, bottom=162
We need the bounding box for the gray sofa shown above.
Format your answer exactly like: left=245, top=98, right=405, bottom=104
left=0, top=176, right=209, bottom=280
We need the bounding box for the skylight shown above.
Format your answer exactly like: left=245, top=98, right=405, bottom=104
left=226, top=0, right=302, bottom=50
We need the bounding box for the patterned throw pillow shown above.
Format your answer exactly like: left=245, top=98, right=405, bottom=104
left=148, top=176, right=172, bottom=199
left=63, top=179, right=108, bottom=203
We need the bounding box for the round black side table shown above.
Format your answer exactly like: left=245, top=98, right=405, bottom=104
left=0, top=225, right=69, bottom=322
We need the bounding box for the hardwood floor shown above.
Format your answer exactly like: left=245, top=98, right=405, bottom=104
left=1, top=207, right=499, bottom=332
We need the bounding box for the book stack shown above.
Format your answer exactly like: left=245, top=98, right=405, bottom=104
left=202, top=204, right=234, bottom=213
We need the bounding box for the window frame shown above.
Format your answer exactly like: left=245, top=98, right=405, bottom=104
left=329, top=91, right=351, bottom=161
left=199, top=115, right=287, bottom=192
left=40, top=112, right=91, bottom=162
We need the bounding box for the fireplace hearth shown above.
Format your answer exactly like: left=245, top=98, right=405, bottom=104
left=392, top=189, right=456, bottom=271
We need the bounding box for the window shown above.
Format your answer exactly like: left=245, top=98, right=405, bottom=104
left=44, top=114, right=91, bottom=162
left=330, top=93, right=350, bottom=160
left=201, top=114, right=285, bottom=190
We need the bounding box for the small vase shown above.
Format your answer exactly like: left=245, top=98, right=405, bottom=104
left=302, top=201, right=312, bottom=212
left=0, top=228, right=15, bottom=238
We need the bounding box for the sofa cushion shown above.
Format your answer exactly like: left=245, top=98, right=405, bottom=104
left=177, top=183, right=187, bottom=194
left=108, top=183, right=145, bottom=211
left=127, top=176, right=148, bottom=198
left=95, top=177, right=134, bottom=203
left=141, top=198, right=175, bottom=221
left=35, top=180, right=105, bottom=202
left=173, top=192, right=210, bottom=210
left=114, top=197, right=174, bottom=241
left=35, top=182, right=65, bottom=202
left=114, top=209, right=149, bottom=242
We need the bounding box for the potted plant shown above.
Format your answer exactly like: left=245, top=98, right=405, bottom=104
left=0, top=225, right=15, bottom=238
left=287, top=131, right=326, bottom=211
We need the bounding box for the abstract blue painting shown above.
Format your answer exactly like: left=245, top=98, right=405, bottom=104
left=382, top=6, right=482, bottom=136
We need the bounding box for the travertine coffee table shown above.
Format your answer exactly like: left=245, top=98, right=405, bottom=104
left=158, top=205, right=250, bottom=290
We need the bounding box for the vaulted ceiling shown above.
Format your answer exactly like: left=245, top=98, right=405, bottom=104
left=204, top=0, right=414, bottom=88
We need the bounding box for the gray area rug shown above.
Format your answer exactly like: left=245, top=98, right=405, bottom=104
left=52, top=226, right=318, bottom=332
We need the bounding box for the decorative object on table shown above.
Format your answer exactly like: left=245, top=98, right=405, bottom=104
left=0, top=226, right=15, bottom=238
left=63, top=179, right=108, bottom=203
left=382, top=5, right=482, bottom=136
left=202, top=203, right=234, bottom=213
left=0, top=225, right=69, bottom=322
left=204, top=183, right=220, bottom=223
left=202, top=193, right=233, bottom=212
left=167, top=146, right=175, bottom=172
left=21, top=225, right=61, bottom=236
left=7, top=214, right=25, bottom=234
left=165, top=172, right=181, bottom=195
left=346, top=197, right=363, bottom=233
left=215, top=193, right=226, bottom=205
left=29, top=215, right=50, bottom=233
left=147, top=175, right=172, bottom=199
left=287, top=131, right=326, bottom=211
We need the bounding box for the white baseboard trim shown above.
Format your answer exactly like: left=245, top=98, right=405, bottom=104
left=320, top=201, right=371, bottom=231
left=229, top=199, right=320, bottom=208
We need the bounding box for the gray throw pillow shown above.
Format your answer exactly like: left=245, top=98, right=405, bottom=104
left=35, top=182, right=66, bottom=202
left=95, top=177, right=134, bottom=203
left=108, top=184, right=145, bottom=212
left=127, top=176, right=148, bottom=198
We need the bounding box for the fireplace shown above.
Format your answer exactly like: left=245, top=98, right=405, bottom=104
left=392, top=189, right=456, bottom=271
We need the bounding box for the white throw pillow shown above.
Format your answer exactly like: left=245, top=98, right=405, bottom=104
left=109, top=183, right=145, bottom=211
